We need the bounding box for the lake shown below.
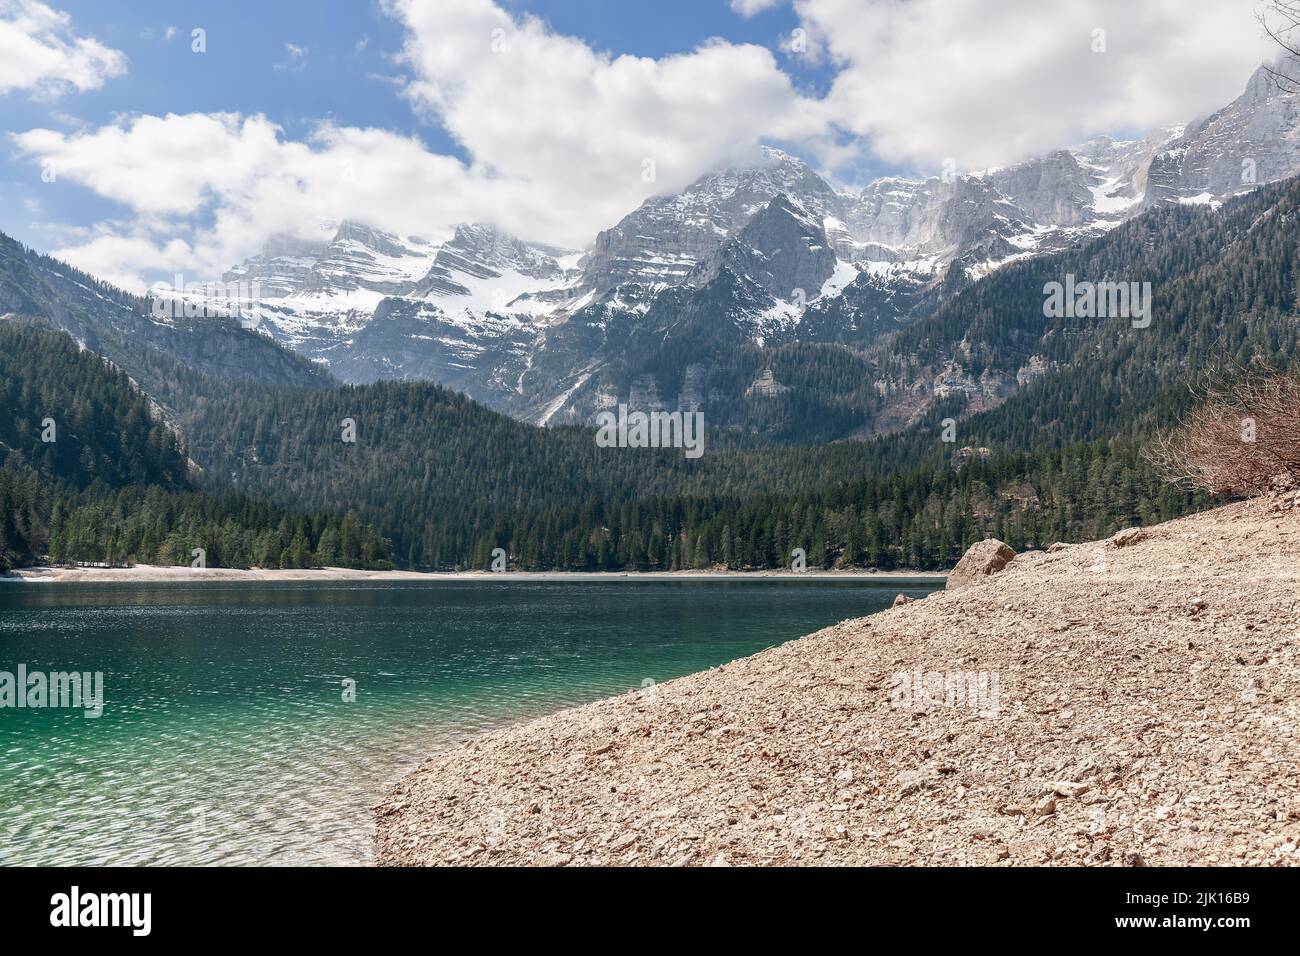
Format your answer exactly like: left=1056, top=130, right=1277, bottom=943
left=0, top=578, right=942, bottom=865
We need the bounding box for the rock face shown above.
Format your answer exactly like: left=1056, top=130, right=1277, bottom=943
left=987, top=150, right=1095, bottom=227
left=373, top=494, right=1300, bottom=867
left=578, top=147, right=845, bottom=297
left=411, top=223, right=571, bottom=299
left=946, top=539, right=1017, bottom=590
left=300, top=221, right=437, bottom=296
left=1146, top=62, right=1300, bottom=206
left=692, top=194, right=837, bottom=302
left=222, top=232, right=327, bottom=298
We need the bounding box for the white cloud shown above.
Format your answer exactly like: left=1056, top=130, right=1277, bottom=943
left=0, top=0, right=126, bottom=98
left=797, top=0, right=1275, bottom=172
left=730, top=0, right=785, bottom=16
left=385, top=0, right=828, bottom=236
left=11, top=112, right=565, bottom=289
left=274, top=42, right=308, bottom=73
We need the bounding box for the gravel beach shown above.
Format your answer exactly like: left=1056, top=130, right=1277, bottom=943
left=375, top=493, right=1300, bottom=866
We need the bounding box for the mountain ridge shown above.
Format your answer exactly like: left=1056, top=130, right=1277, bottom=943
left=203, top=59, right=1300, bottom=440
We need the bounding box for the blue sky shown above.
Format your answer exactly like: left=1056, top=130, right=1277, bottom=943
left=0, top=0, right=1273, bottom=289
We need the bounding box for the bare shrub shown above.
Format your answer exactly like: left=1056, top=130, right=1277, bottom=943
left=1149, top=369, right=1300, bottom=495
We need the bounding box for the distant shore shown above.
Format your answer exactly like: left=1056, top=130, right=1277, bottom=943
left=2, top=564, right=947, bottom=584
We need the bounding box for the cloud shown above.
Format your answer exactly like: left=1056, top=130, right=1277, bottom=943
left=11, top=112, right=555, bottom=289
left=730, top=0, right=785, bottom=16
left=796, top=0, right=1276, bottom=172
left=0, top=0, right=127, bottom=98
left=13, top=0, right=830, bottom=287
left=274, top=42, right=308, bottom=73
left=385, top=0, right=828, bottom=233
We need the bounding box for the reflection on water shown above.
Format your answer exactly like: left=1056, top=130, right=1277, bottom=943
left=0, top=578, right=940, bottom=865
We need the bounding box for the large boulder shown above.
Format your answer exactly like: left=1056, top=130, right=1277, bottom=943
left=946, top=539, right=1016, bottom=590
left=1110, top=527, right=1146, bottom=548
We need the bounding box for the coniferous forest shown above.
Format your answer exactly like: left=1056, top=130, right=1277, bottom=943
left=0, top=321, right=389, bottom=571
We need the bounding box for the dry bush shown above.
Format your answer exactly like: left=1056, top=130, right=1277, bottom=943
left=1148, top=368, right=1300, bottom=496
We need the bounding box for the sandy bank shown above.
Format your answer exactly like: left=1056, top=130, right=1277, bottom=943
left=375, top=494, right=1300, bottom=866
left=2, top=565, right=945, bottom=584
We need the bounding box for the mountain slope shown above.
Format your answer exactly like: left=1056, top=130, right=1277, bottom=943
left=0, top=317, right=188, bottom=492
left=875, top=174, right=1300, bottom=440
left=171, top=170, right=1300, bottom=571
left=0, top=232, right=332, bottom=406
left=1145, top=64, right=1300, bottom=205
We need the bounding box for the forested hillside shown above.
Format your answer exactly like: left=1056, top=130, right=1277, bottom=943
left=0, top=230, right=332, bottom=402
left=875, top=176, right=1300, bottom=444
left=172, top=372, right=1209, bottom=570
left=0, top=320, right=388, bottom=570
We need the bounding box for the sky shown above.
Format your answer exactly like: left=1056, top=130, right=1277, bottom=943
left=0, top=0, right=1281, bottom=292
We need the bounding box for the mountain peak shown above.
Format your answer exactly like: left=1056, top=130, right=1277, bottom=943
left=691, top=191, right=836, bottom=303
left=330, top=220, right=412, bottom=258
left=576, top=148, right=842, bottom=297
left=1247, top=53, right=1300, bottom=101
left=412, top=221, right=569, bottom=296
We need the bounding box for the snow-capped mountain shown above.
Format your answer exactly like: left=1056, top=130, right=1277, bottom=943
left=216, top=58, right=1300, bottom=431
left=692, top=194, right=838, bottom=305
left=220, top=219, right=578, bottom=377
left=576, top=150, right=844, bottom=297
left=410, top=223, right=576, bottom=305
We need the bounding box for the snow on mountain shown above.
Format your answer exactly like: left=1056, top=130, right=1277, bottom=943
left=410, top=223, right=576, bottom=308
left=222, top=233, right=327, bottom=298
left=300, top=221, right=437, bottom=296
left=691, top=193, right=838, bottom=302
left=217, top=219, right=581, bottom=373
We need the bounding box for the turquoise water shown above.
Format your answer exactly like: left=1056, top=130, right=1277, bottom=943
left=0, top=578, right=941, bottom=865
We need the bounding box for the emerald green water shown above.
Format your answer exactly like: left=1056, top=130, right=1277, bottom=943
left=0, top=578, right=941, bottom=865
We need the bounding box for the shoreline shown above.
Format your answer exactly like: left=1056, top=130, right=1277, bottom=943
left=2, top=564, right=948, bottom=584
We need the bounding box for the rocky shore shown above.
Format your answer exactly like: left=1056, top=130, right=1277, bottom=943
left=3, top=565, right=943, bottom=584
left=375, top=494, right=1300, bottom=866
